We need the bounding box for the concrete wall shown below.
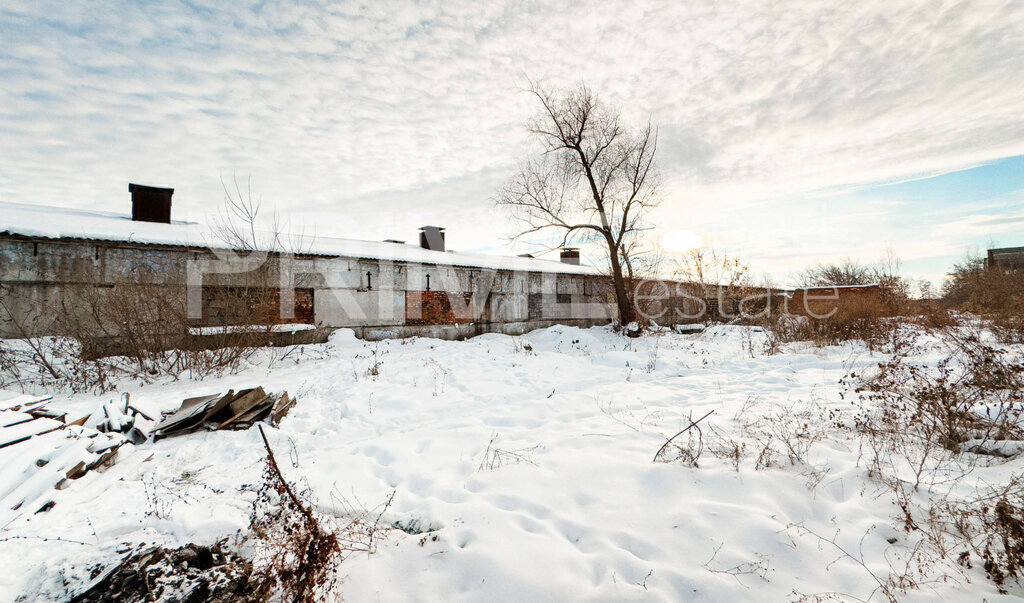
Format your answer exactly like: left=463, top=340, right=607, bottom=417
left=0, top=235, right=630, bottom=340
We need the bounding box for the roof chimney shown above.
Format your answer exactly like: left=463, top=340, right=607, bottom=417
left=419, top=226, right=445, bottom=252
left=129, top=183, right=173, bottom=224
left=560, top=248, right=580, bottom=265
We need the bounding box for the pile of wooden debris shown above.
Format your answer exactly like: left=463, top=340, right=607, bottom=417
left=71, top=542, right=256, bottom=603
left=152, top=388, right=294, bottom=439
left=0, top=388, right=295, bottom=527
left=0, top=394, right=131, bottom=526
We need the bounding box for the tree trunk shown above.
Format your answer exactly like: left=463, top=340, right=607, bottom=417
left=606, top=238, right=635, bottom=327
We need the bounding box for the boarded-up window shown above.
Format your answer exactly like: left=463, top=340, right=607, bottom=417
left=405, top=291, right=473, bottom=326
left=528, top=293, right=543, bottom=320
left=198, top=287, right=314, bottom=326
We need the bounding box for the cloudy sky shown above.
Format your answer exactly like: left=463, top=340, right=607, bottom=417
left=2, top=0, right=1023, bottom=286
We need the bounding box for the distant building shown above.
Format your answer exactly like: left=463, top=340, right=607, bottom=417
left=784, top=284, right=883, bottom=317
left=987, top=247, right=1024, bottom=270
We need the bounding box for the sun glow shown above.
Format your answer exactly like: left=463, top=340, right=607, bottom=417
left=660, top=229, right=703, bottom=253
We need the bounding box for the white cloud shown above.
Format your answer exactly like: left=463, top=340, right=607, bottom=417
left=1, top=0, right=1022, bottom=278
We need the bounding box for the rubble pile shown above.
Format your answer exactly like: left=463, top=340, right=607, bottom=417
left=71, top=543, right=255, bottom=603
left=152, top=387, right=294, bottom=439
left=0, top=387, right=295, bottom=526
left=0, top=395, right=128, bottom=526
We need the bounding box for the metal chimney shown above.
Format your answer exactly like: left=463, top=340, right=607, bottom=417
left=129, top=183, right=174, bottom=224
left=419, top=226, right=445, bottom=252
left=560, top=248, right=580, bottom=265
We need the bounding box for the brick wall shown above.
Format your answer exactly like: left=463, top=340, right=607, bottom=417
left=199, top=286, right=314, bottom=326
left=291, top=288, right=315, bottom=324
left=405, top=291, right=474, bottom=325
left=787, top=284, right=881, bottom=316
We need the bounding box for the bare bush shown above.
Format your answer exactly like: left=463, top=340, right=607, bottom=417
left=841, top=317, right=1024, bottom=593
left=760, top=294, right=899, bottom=351
left=247, top=427, right=344, bottom=601
left=943, top=252, right=1024, bottom=342
left=702, top=541, right=772, bottom=585
left=704, top=425, right=745, bottom=472
left=735, top=400, right=833, bottom=470
left=248, top=426, right=393, bottom=602
left=852, top=326, right=1024, bottom=460
left=890, top=473, right=1024, bottom=595
left=763, top=253, right=911, bottom=350
left=671, top=248, right=753, bottom=322
left=799, top=258, right=876, bottom=287
left=0, top=276, right=303, bottom=393
left=799, top=254, right=911, bottom=305
left=787, top=523, right=934, bottom=603
left=653, top=410, right=713, bottom=466
left=478, top=434, right=541, bottom=471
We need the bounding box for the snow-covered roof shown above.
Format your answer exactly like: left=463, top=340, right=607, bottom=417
left=793, top=283, right=880, bottom=290
left=0, top=201, right=599, bottom=275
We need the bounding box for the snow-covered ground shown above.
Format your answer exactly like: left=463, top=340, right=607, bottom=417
left=1, top=325, right=1020, bottom=601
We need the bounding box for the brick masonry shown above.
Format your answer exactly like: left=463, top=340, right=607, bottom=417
left=405, top=290, right=474, bottom=325
left=787, top=284, right=881, bottom=316
left=199, top=286, right=315, bottom=326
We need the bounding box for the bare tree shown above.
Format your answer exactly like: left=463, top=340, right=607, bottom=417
left=672, top=248, right=753, bottom=321
left=673, top=248, right=751, bottom=296
left=798, top=258, right=874, bottom=287
left=497, top=82, right=660, bottom=327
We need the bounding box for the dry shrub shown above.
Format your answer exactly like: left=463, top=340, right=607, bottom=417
left=652, top=410, right=717, bottom=467
left=739, top=402, right=832, bottom=470
left=909, top=300, right=956, bottom=330
left=759, top=294, right=896, bottom=351
left=248, top=441, right=342, bottom=601
left=759, top=313, right=810, bottom=354
left=248, top=427, right=392, bottom=602
left=75, top=429, right=390, bottom=602
left=944, top=255, right=1024, bottom=343
left=704, top=425, right=745, bottom=471
left=852, top=326, right=1024, bottom=460
left=812, top=295, right=895, bottom=349
left=908, top=476, right=1024, bottom=595
left=478, top=434, right=541, bottom=471
left=845, top=319, right=1024, bottom=593
left=64, top=279, right=282, bottom=367
left=694, top=398, right=835, bottom=475
left=982, top=497, right=1024, bottom=589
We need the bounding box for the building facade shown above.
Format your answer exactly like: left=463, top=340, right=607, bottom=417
left=0, top=185, right=705, bottom=346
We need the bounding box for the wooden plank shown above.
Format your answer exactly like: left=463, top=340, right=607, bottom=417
left=65, top=461, right=87, bottom=480
left=0, top=411, right=34, bottom=428
left=29, top=407, right=67, bottom=422
left=0, top=395, right=52, bottom=412
left=66, top=415, right=89, bottom=428
left=228, top=387, right=267, bottom=416
left=151, top=392, right=224, bottom=436
left=0, top=418, right=63, bottom=448
left=219, top=396, right=274, bottom=430
left=271, top=393, right=295, bottom=425
left=198, top=389, right=250, bottom=424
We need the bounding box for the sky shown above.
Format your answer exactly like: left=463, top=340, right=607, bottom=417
left=1, top=0, right=1023, bottom=288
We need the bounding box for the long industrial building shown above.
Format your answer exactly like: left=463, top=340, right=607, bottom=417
left=0, top=184, right=704, bottom=345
